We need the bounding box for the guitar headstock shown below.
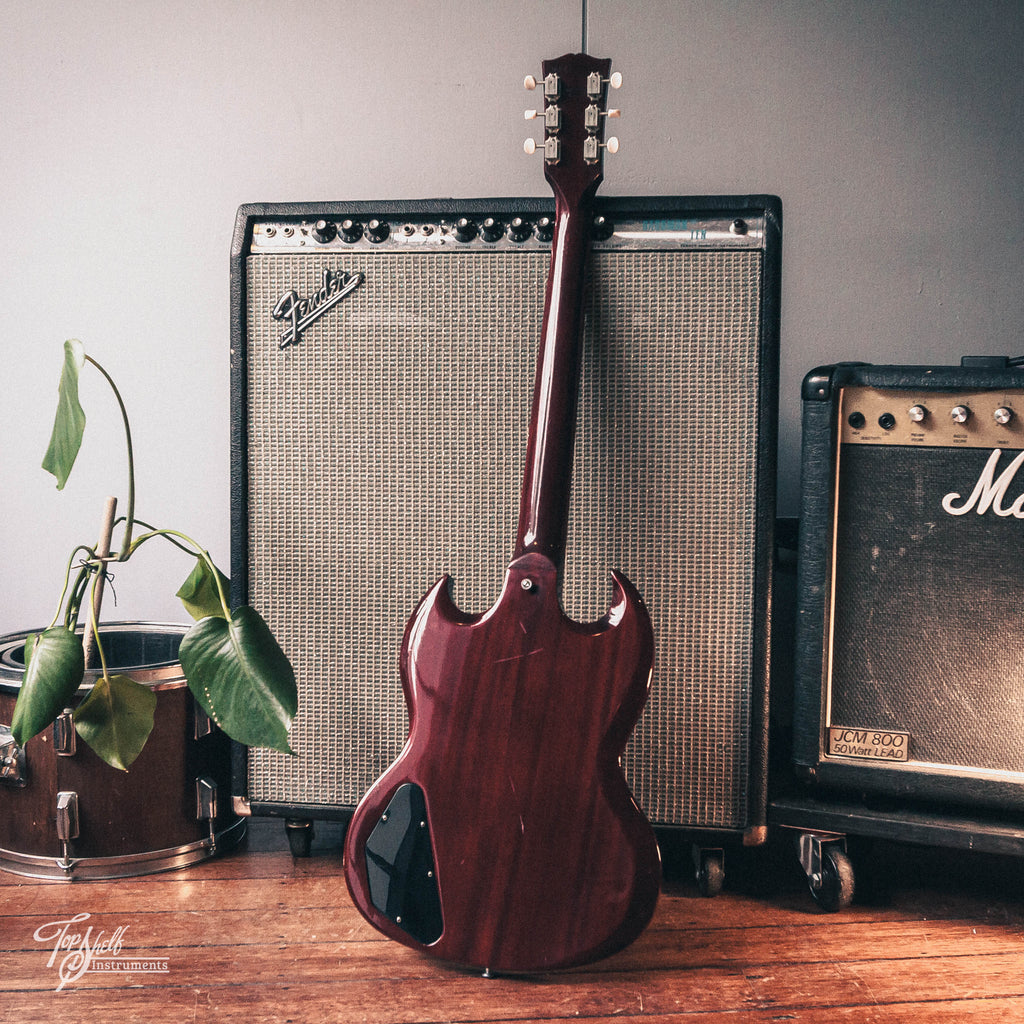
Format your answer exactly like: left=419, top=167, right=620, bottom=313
left=524, top=53, right=620, bottom=204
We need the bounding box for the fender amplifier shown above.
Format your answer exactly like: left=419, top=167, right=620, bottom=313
left=230, top=195, right=781, bottom=842
left=793, top=359, right=1024, bottom=811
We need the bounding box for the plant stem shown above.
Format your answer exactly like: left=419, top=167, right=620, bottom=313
left=84, top=355, right=135, bottom=560
left=83, top=496, right=117, bottom=670
left=85, top=568, right=110, bottom=681
left=125, top=526, right=232, bottom=619
left=50, top=546, right=96, bottom=630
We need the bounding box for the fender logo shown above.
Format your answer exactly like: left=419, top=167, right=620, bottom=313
left=271, top=267, right=363, bottom=349
left=942, top=448, right=1024, bottom=518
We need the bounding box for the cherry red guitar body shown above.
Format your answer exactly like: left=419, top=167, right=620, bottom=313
left=343, top=53, right=660, bottom=974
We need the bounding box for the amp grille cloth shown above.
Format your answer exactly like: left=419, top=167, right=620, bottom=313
left=245, top=248, right=762, bottom=828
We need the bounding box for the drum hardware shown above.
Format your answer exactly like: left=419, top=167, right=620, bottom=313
left=53, top=710, right=76, bottom=756
left=196, top=775, right=220, bottom=848
left=55, top=790, right=80, bottom=875
left=0, top=725, right=27, bottom=788
left=194, top=706, right=215, bottom=740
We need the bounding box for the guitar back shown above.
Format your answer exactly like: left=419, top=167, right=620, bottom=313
left=344, top=553, right=658, bottom=971
left=343, top=54, right=660, bottom=974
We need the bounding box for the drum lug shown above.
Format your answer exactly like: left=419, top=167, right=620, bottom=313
left=0, top=724, right=28, bottom=788
left=56, top=790, right=80, bottom=875
left=193, top=700, right=215, bottom=740
left=53, top=709, right=77, bottom=757
left=195, top=776, right=219, bottom=849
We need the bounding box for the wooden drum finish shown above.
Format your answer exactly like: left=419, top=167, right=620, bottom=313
left=0, top=623, right=244, bottom=880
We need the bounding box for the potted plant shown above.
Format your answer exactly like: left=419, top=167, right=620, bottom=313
left=8, top=339, right=296, bottom=772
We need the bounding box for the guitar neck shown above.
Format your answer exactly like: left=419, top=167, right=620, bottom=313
left=513, top=197, right=594, bottom=566
left=513, top=52, right=612, bottom=567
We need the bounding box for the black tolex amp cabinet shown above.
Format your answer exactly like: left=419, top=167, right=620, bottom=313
left=792, top=359, right=1024, bottom=813
left=230, top=195, right=781, bottom=859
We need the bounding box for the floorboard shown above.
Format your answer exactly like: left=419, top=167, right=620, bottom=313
left=2, top=818, right=1024, bottom=1022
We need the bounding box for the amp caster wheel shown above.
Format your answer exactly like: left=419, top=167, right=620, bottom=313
left=693, top=845, right=725, bottom=897
left=285, top=818, right=315, bottom=857
left=798, top=832, right=855, bottom=911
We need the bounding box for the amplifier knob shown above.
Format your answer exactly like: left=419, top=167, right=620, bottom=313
left=907, top=404, right=928, bottom=423
left=365, top=219, right=390, bottom=243
left=592, top=215, right=614, bottom=241
left=311, top=219, right=337, bottom=244
left=950, top=405, right=971, bottom=425
left=480, top=217, right=504, bottom=242
left=507, top=216, right=531, bottom=242
left=340, top=219, right=363, bottom=243
left=994, top=406, right=1014, bottom=425
left=534, top=216, right=554, bottom=242
left=453, top=217, right=477, bottom=242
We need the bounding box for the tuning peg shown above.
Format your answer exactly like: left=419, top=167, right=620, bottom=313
left=524, top=137, right=561, bottom=163
left=585, top=104, right=622, bottom=131
left=587, top=70, right=622, bottom=99
left=524, top=72, right=560, bottom=100
left=583, top=136, right=619, bottom=163
left=526, top=105, right=561, bottom=130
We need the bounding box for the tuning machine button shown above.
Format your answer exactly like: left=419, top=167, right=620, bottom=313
left=583, top=135, right=619, bottom=164
left=587, top=70, right=623, bottom=99
left=524, top=72, right=561, bottom=100
left=524, top=136, right=561, bottom=163
left=525, top=106, right=561, bottom=131
left=585, top=104, right=622, bottom=131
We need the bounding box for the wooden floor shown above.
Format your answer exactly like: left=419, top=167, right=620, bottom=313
left=3, top=817, right=1024, bottom=1022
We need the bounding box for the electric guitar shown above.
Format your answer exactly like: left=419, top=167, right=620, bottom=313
left=343, top=53, right=660, bottom=974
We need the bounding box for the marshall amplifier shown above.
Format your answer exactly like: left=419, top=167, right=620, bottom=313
left=793, top=359, right=1024, bottom=811
left=230, top=195, right=781, bottom=847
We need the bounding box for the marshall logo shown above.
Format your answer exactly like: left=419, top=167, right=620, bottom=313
left=272, top=267, right=364, bottom=349
left=942, top=448, right=1024, bottom=518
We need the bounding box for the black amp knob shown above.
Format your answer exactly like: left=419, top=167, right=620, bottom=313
left=365, top=219, right=390, bottom=243
left=453, top=217, right=478, bottom=242
left=507, top=216, right=531, bottom=242
left=312, top=219, right=337, bottom=244
left=480, top=217, right=504, bottom=242
left=339, top=219, right=363, bottom=243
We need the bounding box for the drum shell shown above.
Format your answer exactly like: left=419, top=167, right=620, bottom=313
left=0, top=622, right=241, bottom=875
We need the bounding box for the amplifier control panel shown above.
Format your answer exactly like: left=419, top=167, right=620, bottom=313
left=839, top=386, right=1024, bottom=448
left=248, top=212, right=767, bottom=254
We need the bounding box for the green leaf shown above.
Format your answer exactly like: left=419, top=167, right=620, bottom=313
left=41, top=339, right=87, bottom=490
left=11, top=626, right=85, bottom=746
left=179, top=606, right=296, bottom=754
left=73, top=673, right=157, bottom=771
left=176, top=558, right=230, bottom=621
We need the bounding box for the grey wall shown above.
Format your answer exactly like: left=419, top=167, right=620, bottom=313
left=2, top=0, right=1022, bottom=632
